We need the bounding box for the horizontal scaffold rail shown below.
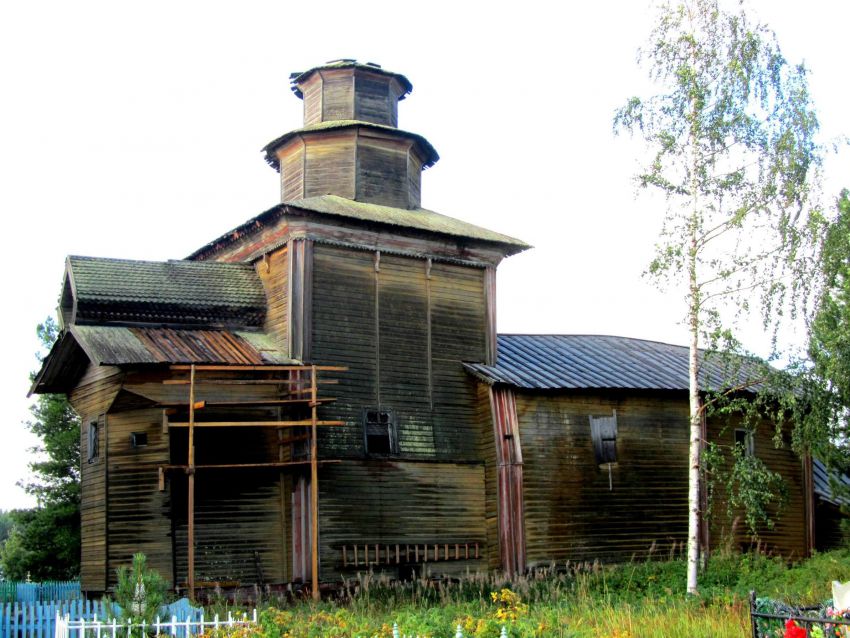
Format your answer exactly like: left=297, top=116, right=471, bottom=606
left=162, top=378, right=339, bottom=386
left=157, top=398, right=336, bottom=408
left=161, top=459, right=341, bottom=471
left=167, top=420, right=344, bottom=428
left=169, top=364, right=348, bottom=372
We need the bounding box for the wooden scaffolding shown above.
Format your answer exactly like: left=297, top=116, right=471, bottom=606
left=158, top=363, right=346, bottom=600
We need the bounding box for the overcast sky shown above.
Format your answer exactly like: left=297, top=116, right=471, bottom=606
left=0, top=0, right=847, bottom=510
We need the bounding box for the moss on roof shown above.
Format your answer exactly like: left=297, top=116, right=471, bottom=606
left=285, top=195, right=530, bottom=249
left=289, top=60, right=412, bottom=99
left=262, top=120, right=439, bottom=170
left=67, top=256, right=266, bottom=326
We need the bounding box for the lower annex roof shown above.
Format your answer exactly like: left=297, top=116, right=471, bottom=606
left=464, top=334, right=766, bottom=392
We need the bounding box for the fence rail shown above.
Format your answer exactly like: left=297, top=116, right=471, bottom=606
left=1, top=599, right=105, bottom=638
left=0, top=583, right=80, bottom=604
left=54, top=611, right=257, bottom=638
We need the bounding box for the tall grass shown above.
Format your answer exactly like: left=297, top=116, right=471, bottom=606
left=231, top=549, right=850, bottom=637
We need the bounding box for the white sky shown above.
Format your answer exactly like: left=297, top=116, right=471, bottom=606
left=0, top=0, right=846, bottom=510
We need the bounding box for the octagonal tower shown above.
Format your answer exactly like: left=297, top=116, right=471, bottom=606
left=263, top=60, right=439, bottom=210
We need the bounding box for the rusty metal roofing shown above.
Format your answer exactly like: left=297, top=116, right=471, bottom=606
left=465, top=334, right=761, bottom=391
left=71, top=325, right=292, bottom=366
left=67, top=256, right=265, bottom=326
left=262, top=120, right=439, bottom=170
left=814, top=458, right=850, bottom=506
left=31, top=326, right=295, bottom=394
left=289, top=60, right=413, bottom=99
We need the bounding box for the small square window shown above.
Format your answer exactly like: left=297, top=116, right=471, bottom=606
left=87, top=420, right=100, bottom=463
left=363, top=408, right=397, bottom=455
left=734, top=428, right=754, bottom=456
left=589, top=411, right=617, bottom=465
left=131, top=432, right=148, bottom=448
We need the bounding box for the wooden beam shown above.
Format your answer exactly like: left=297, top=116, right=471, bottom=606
left=310, top=365, right=319, bottom=601
left=167, top=420, right=344, bottom=428
left=155, top=398, right=337, bottom=408
left=169, top=364, right=348, bottom=372
left=160, top=460, right=341, bottom=471
left=187, top=364, right=196, bottom=601
left=163, top=379, right=339, bottom=386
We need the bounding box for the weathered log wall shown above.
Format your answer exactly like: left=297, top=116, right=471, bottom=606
left=513, top=390, right=808, bottom=566
left=69, top=364, right=122, bottom=593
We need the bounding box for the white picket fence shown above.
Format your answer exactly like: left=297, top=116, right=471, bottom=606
left=390, top=625, right=508, bottom=638
left=54, top=610, right=257, bottom=638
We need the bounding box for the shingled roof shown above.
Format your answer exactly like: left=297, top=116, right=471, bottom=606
left=188, top=195, right=530, bottom=261
left=65, top=256, right=266, bottom=327
left=465, top=334, right=764, bottom=391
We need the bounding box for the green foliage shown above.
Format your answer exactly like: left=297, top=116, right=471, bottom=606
left=109, top=553, right=168, bottom=628
left=805, top=191, right=850, bottom=479
left=0, top=317, right=80, bottom=580
left=615, top=0, right=824, bottom=592
left=0, top=505, right=80, bottom=580
left=228, top=551, right=850, bottom=637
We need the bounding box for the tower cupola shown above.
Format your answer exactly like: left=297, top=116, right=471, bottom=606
left=291, top=59, right=412, bottom=127
left=263, top=60, right=439, bottom=210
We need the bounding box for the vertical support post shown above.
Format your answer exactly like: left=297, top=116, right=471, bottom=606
left=187, top=364, right=196, bottom=600
left=309, top=364, right=319, bottom=601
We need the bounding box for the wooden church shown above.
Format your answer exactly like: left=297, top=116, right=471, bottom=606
left=31, top=60, right=814, bottom=596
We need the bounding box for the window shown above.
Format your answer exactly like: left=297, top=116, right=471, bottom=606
left=363, top=408, right=397, bottom=455
left=589, top=410, right=618, bottom=465
left=130, top=431, right=148, bottom=448
left=734, top=428, right=754, bottom=456
left=87, top=419, right=100, bottom=463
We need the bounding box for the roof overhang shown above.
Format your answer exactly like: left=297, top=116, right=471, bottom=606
left=30, top=325, right=297, bottom=395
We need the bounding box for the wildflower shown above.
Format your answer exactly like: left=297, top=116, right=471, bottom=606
left=784, top=619, right=807, bottom=638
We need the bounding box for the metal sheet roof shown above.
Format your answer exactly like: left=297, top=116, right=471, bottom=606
left=30, top=326, right=295, bottom=394
left=465, top=334, right=761, bottom=391
left=67, top=256, right=266, bottom=326
left=71, top=325, right=293, bottom=366
left=814, top=458, right=850, bottom=507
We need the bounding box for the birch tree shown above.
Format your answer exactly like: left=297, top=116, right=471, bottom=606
left=615, top=0, right=821, bottom=594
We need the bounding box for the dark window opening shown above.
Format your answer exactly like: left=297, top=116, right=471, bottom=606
left=590, top=410, right=618, bottom=465
left=88, top=420, right=100, bottom=463
left=131, top=431, right=148, bottom=448
left=363, top=408, right=397, bottom=455
left=734, top=428, right=754, bottom=456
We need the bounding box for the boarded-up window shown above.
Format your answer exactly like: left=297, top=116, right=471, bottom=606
left=589, top=411, right=617, bottom=465
left=87, top=419, right=100, bottom=463
left=363, top=408, right=397, bottom=455
left=734, top=428, right=754, bottom=456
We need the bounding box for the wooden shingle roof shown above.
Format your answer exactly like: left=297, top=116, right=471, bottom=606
left=66, top=256, right=266, bottom=327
